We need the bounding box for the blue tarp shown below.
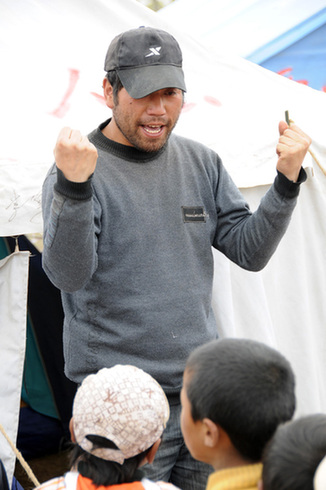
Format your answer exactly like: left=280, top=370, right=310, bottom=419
left=250, top=8, right=326, bottom=92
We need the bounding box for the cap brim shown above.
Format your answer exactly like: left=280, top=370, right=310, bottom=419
left=117, top=64, right=186, bottom=99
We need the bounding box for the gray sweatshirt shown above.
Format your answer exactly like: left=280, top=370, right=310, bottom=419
left=42, top=120, right=305, bottom=392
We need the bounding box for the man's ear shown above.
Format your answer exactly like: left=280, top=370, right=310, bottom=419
left=103, top=78, right=114, bottom=109
left=69, top=417, right=76, bottom=443
left=202, top=418, right=219, bottom=448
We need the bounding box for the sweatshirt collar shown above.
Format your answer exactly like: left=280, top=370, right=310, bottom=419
left=90, top=119, right=168, bottom=162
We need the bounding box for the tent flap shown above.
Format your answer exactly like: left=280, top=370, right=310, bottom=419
left=0, top=251, right=29, bottom=487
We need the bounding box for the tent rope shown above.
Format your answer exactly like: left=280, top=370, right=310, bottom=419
left=0, top=422, right=40, bottom=487
left=307, top=146, right=326, bottom=176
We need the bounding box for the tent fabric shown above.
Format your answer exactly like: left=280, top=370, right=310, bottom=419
left=5, top=236, right=77, bottom=426
left=1, top=237, right=77, bottom=424
left=0, top=0, right=326, bottom=482
left=159, top=0, right=326, bottom=57
left=0, top=239, right=58, bottom=420
left=0, top=237, right=77, bottom=464
left=0, top=250, right=29, bottom=488
left=1, top=0, right=326, bottom=222
left=1, top=0, right=326, bottom=234
left=159, top=0, right=326, bottom=91
left=212, top=160, right=326, bottom=415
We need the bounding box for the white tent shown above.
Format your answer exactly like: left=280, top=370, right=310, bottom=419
left=1, top=0, right=326, bottom=486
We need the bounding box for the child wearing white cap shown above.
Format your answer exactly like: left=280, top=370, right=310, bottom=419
left=34, top=365, right=177, bottom=490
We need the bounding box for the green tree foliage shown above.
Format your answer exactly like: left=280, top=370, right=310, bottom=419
left=137, top=0, right=175, bottom=12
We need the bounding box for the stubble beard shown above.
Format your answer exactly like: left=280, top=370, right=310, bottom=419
left=112, top=108, right=180, bottom=153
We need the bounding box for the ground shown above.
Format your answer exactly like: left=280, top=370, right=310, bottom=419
left=14, top=449, right=70, bottom=490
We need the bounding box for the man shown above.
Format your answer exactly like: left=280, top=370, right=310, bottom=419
left=42, top=26, right=311, bottom=490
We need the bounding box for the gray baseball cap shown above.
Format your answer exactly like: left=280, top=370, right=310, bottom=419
left=104, top=26, right=186, bottom=99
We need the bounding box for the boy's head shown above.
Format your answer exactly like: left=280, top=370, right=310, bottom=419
left=71, top=364, right=169, bottom=464
left=180, top=338, right=296, bottom=470
left=262, top=414, right=326, bottom=490
left=315, top=455, right=326, bottom=490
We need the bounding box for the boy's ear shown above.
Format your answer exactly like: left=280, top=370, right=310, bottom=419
left=147, top=438, right=161, bottom=464
left=140, top=438, right=161, bottom=466
left=69, top=417, right=76, bottom=443
left=202, top=418, right=219, bottom=448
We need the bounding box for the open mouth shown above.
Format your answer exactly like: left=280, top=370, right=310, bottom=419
left=142, top=125, right=165, bottom=136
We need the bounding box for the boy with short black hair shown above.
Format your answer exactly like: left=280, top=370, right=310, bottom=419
left=261, top=413, right=326, bottom=490
left=180, top=338, right=296, bottom=490
left=315, top=455, right=326, bottom=490
left=35, top=364, right=176, bottom=490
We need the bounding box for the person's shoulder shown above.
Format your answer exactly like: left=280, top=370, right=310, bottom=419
left=34, top=476, right=66, bottom=490
left=141, top=478, right=180, bottom=490
left=155, top=483, right=181, bottom=490
left=35, top=471, right=79, bottom=490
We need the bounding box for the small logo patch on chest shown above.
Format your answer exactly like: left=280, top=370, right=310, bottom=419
left=182, top=206, right=206, bottom=223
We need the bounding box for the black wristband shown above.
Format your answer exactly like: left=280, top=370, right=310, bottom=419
left=54, top=167, right=93, bottom=201
left=274, top=167, right=307, bottom=198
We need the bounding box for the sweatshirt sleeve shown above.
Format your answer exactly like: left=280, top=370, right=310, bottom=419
left=212, top=165, right=307, bottom=272
left=42, top=165, right=100, bottom=292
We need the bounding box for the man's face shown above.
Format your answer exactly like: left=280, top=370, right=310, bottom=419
left=109, top=86, right=184, bottom=152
